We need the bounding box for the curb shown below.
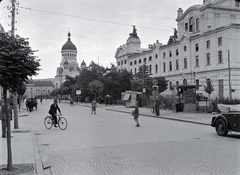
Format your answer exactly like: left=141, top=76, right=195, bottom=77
left=32, top=131, right=52, bottom=175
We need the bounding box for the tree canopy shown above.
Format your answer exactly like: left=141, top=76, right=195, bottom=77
left=0, top=33, right=40, bottom=92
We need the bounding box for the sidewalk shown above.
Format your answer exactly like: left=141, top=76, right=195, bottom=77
left=0, top=109, right=49, bottom=175
left=105, top=105, right=212, bottom=126
left=0, top=103, right=212, bottom=175
left=77, top=102, right=212, bottom=126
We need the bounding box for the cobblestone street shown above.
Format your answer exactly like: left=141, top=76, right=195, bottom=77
left=6, top=100, right=240, bottom=175
left=47, top=139, right=240, bottom=175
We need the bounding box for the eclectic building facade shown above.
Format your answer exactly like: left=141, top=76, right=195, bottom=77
left=24, top=79, right=54, bottom=98
left=115, top=0, right=240, bottom=99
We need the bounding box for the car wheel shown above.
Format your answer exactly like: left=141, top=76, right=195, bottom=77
left=215, top=119, right=228, bottom=136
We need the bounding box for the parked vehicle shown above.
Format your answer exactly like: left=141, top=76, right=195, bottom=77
left=211, top=104, right=240, bottom=136
left=196, top=93, right=208, bottom=101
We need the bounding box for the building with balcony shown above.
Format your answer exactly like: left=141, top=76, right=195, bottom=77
left=115, top=0, right=240, bottom=99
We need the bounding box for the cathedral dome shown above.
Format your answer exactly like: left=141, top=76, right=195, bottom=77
left=62, top=32, right=77, bottom=51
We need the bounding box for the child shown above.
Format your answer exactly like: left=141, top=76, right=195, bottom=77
left=132, top=104, right=140, bottom=127
left=91, top=98, right=97, bottom=114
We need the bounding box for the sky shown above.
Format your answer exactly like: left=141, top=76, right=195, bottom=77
left=0, top=0, right=202, bottom=79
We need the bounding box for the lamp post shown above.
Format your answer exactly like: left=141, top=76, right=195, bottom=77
left=192, top=71, right=196, bottom=85
left=228, top=50, right=232, bottom=100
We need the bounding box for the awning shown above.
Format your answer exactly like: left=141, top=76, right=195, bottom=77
left=123, top=93, right=131, bottom=101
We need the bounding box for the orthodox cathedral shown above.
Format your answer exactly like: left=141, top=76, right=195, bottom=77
left=55, top=31, right=86, bottom=88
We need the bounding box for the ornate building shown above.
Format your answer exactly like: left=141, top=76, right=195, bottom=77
left=55, top=31, right=81, bottom=88
left=115, top=0, right=240, bottom=99
left=24, top=79, right=54, bottom=98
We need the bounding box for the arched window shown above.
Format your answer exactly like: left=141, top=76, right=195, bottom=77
left=144, top=58, right=147, bottom=64
left=130, top=62, right=133, bottom=66
left=189, top=17, right=195, bottom=32
left=183, top=79, right=187, bottom=85
left=184, top=58, right=187, bottom=69
left=149, top=56, right=152, bottom=62
left=139, top=59, right=142, bottom=64
left=134, top=60, right=137, bottom=65
left=155, top=64, right=158, bottom=73
left=155, top=54, right=158, bottom=59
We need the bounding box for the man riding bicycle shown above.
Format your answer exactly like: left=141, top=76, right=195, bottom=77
left=49, top=99, right=61, bottom=127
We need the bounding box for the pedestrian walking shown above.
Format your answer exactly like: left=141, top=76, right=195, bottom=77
left=155, top=97, right=160, bottom=117
left=0, top=99, right=13, bottom=137
left=91, top=98, right=97, bottom=114
left=132, top=104, right=140, bottom=127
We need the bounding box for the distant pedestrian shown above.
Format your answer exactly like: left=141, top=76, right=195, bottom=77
left=0, top=100, right=13, bottom=137
left=155, top=97, right=160, bottom=117
left=132, top=104, right=140, bottom=127
left=70, top=98, right=74, bottom=106
left=91, top=98, right=97, bottom=114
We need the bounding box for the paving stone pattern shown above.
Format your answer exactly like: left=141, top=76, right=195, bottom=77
left=47, top=139, right=240, bottom=175
left=0, top=163, right=35, bottom=175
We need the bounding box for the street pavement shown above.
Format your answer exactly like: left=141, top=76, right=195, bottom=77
left=0, top=100, right=226, bottom=175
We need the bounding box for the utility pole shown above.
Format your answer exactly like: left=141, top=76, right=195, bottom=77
left=228, top=50, right=232, bottom=100
left=8, top=0, right=19, bottom=129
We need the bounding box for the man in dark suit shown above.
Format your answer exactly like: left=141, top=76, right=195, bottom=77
left=49, top=99, right=61, bottom=127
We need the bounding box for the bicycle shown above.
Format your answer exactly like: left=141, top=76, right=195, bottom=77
left=44, top=113, right=68, bottom=130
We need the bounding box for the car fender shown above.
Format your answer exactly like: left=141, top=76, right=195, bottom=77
left=212, top=114, right=228, bottom=128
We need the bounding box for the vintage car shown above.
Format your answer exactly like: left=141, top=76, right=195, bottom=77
left=196, top=93, right=208, bottom=101
left=211, top=104, right=240, bottom=136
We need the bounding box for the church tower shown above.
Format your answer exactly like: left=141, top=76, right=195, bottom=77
left=55, top=31, right=80, bottom=88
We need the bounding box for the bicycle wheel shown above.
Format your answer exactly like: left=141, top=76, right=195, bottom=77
left=58, top=117, right=68, bottom=130
left=44, top=116, right=53, bottom=129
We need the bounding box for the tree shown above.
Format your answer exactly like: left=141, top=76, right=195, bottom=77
left=0, top=33, right=40, bottom=171
left=102, top=65, right=132, bottom=101
left=153, top=76, right=168, bottom=93
left=203, top=78, right=214, bottom=107
left=134, top=64, right=152, bottom=95
left=88, top=80, right=103, bottom=99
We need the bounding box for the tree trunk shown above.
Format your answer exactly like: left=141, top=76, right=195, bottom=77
left=3, top=86, right=13, bottom=171
left=13, top=93, right=19, bottom=129
left=18, top=94, right=22, bottom=112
